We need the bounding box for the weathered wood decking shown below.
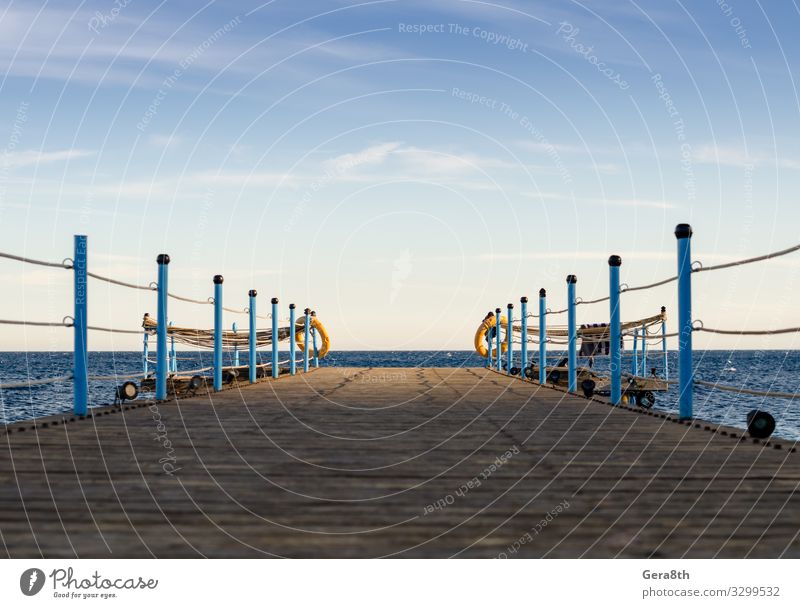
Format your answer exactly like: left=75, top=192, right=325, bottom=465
left=1, top=367, right=798, bottom=558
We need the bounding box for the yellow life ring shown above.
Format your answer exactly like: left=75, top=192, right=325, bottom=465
left=295, top=315, right=330, bottom=359
left=474, top=314, right=508, bottom=358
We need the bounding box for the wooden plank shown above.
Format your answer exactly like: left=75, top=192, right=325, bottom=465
left=0, top=367, right=797, bottom=558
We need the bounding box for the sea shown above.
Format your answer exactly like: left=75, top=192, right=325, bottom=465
left=1, top=350, right=798, bottom=440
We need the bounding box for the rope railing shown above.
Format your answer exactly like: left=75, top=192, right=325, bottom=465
left=0, top=238, right=330, bottom=415
left=1, top=249, right=273, bottom=320
left=479, top=224, right=798, bottom=433
left=694, top=379, right=800, bottom=400
left=519, top=240, right=800, bottom=316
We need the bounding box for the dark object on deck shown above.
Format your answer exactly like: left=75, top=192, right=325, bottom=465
left=223, top=369, right=239, bottom=384
left=581, top=379, right=596, bottom=398
left=115, top=381, right=138, bottom=404
left=510, top=367, right=520, bottom=376
left=747, top=410, right=775, bottom=439
left=524, top=365, right=535, bottom=379
left=548, top=370, right=561, bottom=384
left=187, top=375, right=204, bottom=395
left=636, top=391, right=656, bottom=409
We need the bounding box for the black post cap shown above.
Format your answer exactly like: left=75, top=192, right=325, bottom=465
left=213, top=274, right=224, bottom=284
left=520, top=296, right=528, bottom=303
left=248, top=289, right=257, bottom=297
left=566, top=274, right=577, bottom=284
left=304, top=308, right=311, bottom=314
left=495, top=307, right=501, bottom=313
left=507, top=303, right=514, bottom=309
left=539, top=288, right=546, bottom=297
left=675, top=223, right=693, bottom=239
left=271, top=297, right=279, bottom=304
left=157, top=254, right=170, bottom=265
left=608, top=255, right=622, bottom=267
left=289, top=303, right=296, bottom=309
left=661, top=306, right=666, bottom=313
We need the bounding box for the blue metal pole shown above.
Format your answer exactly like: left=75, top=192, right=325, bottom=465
left=213, top=275, right=223, bottom=391
left=289, top=304, right=296, bottom=375
left=271, top=298, right=279, bottom=378
left=303, top=307, right=311, bottom=373
left=249, top=290, right=257, bottom=383
left=506, top=303, right=513, bottom=375
left=232, top=322, right=239, bottom=368
left=494, top=307, right=502, bottom=371
left=632, top=328, right=639, bottom=376
left=538, top=289, right=546, bottom=384
left=520, top=297, right=528, bottom=374
left=486, top=313, right=493, bottom=369
left=142, top=324, right=149, bottom=377
left=73, top=235, right=88, bottom=416
left=609, top=255, right=622, bottom=405
left=155, top=254, right=169, bottom=401
left=676, top=223, right=693, bottom=420
left=169, top=322, right=176, bottom=373
left=311, top=311, right=319, bottom=368
left=661, top=306, right=668, bottom=381
left=566, top=275, right=577, bottom=393
left=641, top=323, right=648, bottom=372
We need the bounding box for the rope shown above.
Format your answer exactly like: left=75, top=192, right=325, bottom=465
left=0, top=319, right=71, bottom=327
left=87, top=271, right=153, bottom=292
left=694, top=379, right=800, bottom=400
left=0, top=375, right=73, bottom=389
left=0, top=251, right=71, bottom=269
left=87, top=325, right=143, bottom=335
left=695, top=326, right=800, bottom=336
left=695, top=242, right=800, bottom=273
left=518, top=242, right=800, bottom=316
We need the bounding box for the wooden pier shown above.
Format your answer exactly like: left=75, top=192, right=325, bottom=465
left=1, top=367, right=798, bottom=558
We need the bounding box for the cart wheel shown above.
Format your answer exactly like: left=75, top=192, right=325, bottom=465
left=548, top=370, right=561, bottom=384
left=638, top=391, right=656, bottom=409
left=524, top=365, right=535, bottom=379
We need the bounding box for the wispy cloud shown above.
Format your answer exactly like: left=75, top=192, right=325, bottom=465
left=1, top=148, right=94, bottom=168
left=524, top=191, right=678, bottom=209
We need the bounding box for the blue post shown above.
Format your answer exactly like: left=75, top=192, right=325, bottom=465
left=289, top=304, right=297, bottom=375
left=506, top=303, right=513, bottom=375
left=676, top=224, right=693, bottom=420
left=538, top=289, right=546, bottom=384
left=155, top=254, right=169, bottom=401
left=142, top=324, right=149, bottom=377
left=608, top=256, right=622, bottom=405
left=169, top=322, right=176, bottom=373
left=311, top=311, right=319, bottom=368
left=249, top=290, right=257, bottom=383
left=486, top=313, right=493, bottom=369
left=632, top=328, right=639, bottom=376
left=661, top=306, right=668, bottom=381
left=641, top=323, right=648, bottom=373
left=566, top=275, right=577, bottom=393
left=303, top=307, right=311, bottom=373
left=520, top=297, right=528, bottom=375
left=232, top=322, right=239, bottom=367
left=494, top=307, right=502, bottom=371
left=213, top=275, right=223, bottom=391
left=271, top=298, right=279, bottom=378
left=73, top=235, right=88, bottom=416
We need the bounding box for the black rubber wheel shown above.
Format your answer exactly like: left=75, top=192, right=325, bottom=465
left=548, top=370, right=561, bottom=384
left=637, top=391, right=656, bottom=409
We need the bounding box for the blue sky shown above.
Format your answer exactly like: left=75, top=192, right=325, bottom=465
left=1, top=0, right=799, bottom=350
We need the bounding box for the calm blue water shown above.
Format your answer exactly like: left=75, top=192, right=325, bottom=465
left=1, top=350, right=798, bottom=440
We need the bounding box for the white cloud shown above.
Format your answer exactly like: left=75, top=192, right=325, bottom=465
left=1, top=148, right=94, bottom=168
left=525, top=191, right=678, bottom=209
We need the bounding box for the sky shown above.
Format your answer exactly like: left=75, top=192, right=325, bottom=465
left=0, top=0, right=799, bottom=351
